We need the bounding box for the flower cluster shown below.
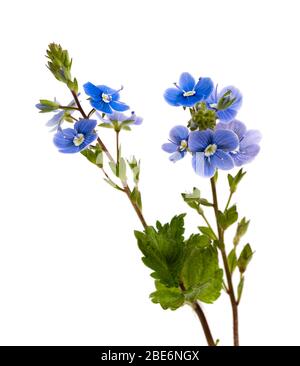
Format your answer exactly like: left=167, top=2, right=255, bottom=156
left=37, top=81, right=142, bottom=153
left=162, top=72, right=261, bottom=177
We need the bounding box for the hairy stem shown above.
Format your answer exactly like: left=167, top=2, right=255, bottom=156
left=224, top=192, right=233, bottom=211
left=116, top=131, right=120, bottom=177
left=210, top=177, right=239, bottom=346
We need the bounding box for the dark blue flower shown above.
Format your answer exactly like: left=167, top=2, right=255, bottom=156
left=206, top=85, right=242, bottom=123
left=98, top=111, right=143, bottom=127
left=216, top=120, right=261, bottom=166
left=162, top=125, right=189, bottom=162
left=188, top=129, right=239, bottom=177
left=164, top=72, right=213, bottom=107
left=53, top=119, right=97, bottom=153
left=83, top=82, right=129, bottom=114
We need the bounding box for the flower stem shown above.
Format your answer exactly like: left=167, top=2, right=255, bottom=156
left=224, top=192, right=233, bottom=211
left=210, top=177, right=239, bottom=346
left=192, top=302, right=216, bottom=346
left=116, top=131, right=120, bottom=177
left=70, top=89, right=216, bottom=346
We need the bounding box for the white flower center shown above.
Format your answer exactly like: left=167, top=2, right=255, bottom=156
left=179, top=139, right=188, bottom=151
left=183, top=90, right=196, bottom=97
left=102, top=93, right=112, bottom=103
left=204, top=143, right=217, bottom=157
left=73, top=133, right=85, bottom=146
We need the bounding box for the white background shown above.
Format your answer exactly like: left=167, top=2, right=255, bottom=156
left=0, top=0, right=299, bottom=346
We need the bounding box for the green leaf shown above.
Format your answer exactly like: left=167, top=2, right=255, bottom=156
left=234, top=217, right=250, bottom=246
left=130, top=186, right=142, bottom=210
left=237, top=276, right=245, bottom=304
left=109, top=161, right=117, bottom=175
left=103, top=177, right=124, bottom=191
left=81, top=145, right=103, bottom=167
left=118, top=157, right=127, bottom=181
left=218, top=205, right=238, bottom=230
left=227, top=169, right=246, bottom=194
left=127, top=156, right=140, bottom=184
left=181, top=244, right=223, bottom=304
left=181, top=187, right=212, bottom=214
left=198, top=226, right=217, bottom=241
left=237, top=244, right=253, bottom=274
left=135, top=214, right=186, bottom=287
left=46, top=43, right=76, bottom=89
left=150, top=281, right=184, bottom=310
left=228, top=249, right=237, bottom=274
left=37, top=99, right=60, bottom=113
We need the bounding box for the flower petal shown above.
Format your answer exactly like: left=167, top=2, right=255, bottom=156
left=110, top=100, right=130, bottom=112
left=213, top=129, right=239, bottom=151
left=58, top=145, right=81, bottom=154
left=206, top=86, right=218, bottom=104
left=219, top=86, right=243, bottom=110
left=232, top=145, right=260, bottom=166
left=53, top=131, right=74, bottom=149
left=96, top=85, right=117, bottom=96
left=170, top=151, right=185, bottom=162
left=216, top=120, right=247, bottom=141
left=169, top=125, right=189, bottom=144
left=211, top=150, right=234, bottom=170
left=192, top=153, right=216, bottom=177
left=46, top=111, right=64, bottom=127
left=80, top=133, right=97, bottom=149
left=188, top=130, right=213, bottom=152
left=179, top=72, right=195, bottom=91
left=91, top=100, right=113, bottom=114
left=83, top=82, right=100, bottom=98
left=75, top=119, right=97, bottom=135
left=194, top=77, right=214, bottom=100
left=217, top=108, right=237, bottom=123
left=164, top=88, right=183, bottom=106
left=240, top=130, right=262, bottom=149
left=162, top=143, right=177, bottom=153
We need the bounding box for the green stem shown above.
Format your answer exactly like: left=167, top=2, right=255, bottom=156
left=58, top=105, right=80, bottom=111
left=88, top=108, right=96, bottom=118
left=225, top=192, right=233, bottom=211
left=210, top=177, right=239, bottom=347
left=116, top=131, right=120, bottom=177
left=200, top=212, right=217, bottom=238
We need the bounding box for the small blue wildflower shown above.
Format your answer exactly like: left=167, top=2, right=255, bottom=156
left=216, top=120, right=261, bottom=166
left=99, top=111, right=143, bottom=127
left=83, top=82, right=129, bottom=114
left=206, top=85, right=242, bottom=123
left=188, top=129, right=239, bottom=177
left=162, top=125, right=189, bottom=162
left=53, top=119, right=97, bottom=153
left=36, top=98, right=78, bottom=132
left=164, top=72, right=213, bottom=107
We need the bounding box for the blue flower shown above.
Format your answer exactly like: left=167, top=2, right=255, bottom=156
left=53, top=119, right=97, bottom=153
left=36, top=98, right=78, bottom=132
left=206, top=85, right=242, bottom=123
left=216, top=120, right=261, bottom=166
left=164, top=72, right=213, bottom=107
left=188, top=129, right=239, bottom=177
left=98, top=111, right=143, bottom=127
left=162, top=125, right=189, bottom=162
left=83, top=82, right=129, bottom=114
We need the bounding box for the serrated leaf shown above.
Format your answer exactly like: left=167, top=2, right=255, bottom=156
left=237, top=244, right=253, bottom=273
left=228, top=249, right=237, bottom=274
left=181, top=245, right=223, bottom=304
left=135, top=214, right=186, bottom=287
left=198, top=226, right=217, bottom=241
left=218, top=205, right=238, bottom=230
left=150, top=282, right=184, bottom=310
